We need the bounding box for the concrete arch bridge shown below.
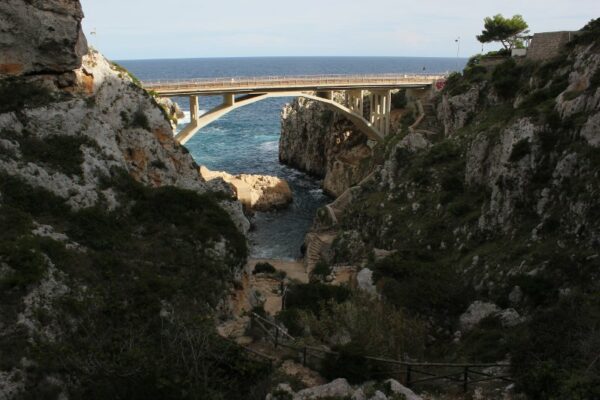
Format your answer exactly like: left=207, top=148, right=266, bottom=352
left=143, top=74, right=445, bottom=144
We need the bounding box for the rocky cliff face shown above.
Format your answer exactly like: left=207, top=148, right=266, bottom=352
left=279, top=95, right=374, bottom=197
left=308, top=22, right=600, bottom=399
left=0, top=2, right=266, bottom=398
left=0, top=0, right=88, bottom=76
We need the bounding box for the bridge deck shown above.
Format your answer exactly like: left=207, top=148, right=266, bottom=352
left=143, top=73, right=445, bottom=96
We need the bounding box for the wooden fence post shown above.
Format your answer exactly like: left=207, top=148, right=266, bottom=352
left=405, top=365, right=412, bottom=388
left=463, top=367, right=469, bottom=393
left=303, top=347, right=307, bottom=366
left=275, top=328, right=279, bottom=348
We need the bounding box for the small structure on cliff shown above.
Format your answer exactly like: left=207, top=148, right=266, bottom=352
left=526, top=31, right=579, bottom=60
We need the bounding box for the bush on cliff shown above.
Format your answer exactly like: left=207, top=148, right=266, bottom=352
left=0, top=172, right=269, bottom=399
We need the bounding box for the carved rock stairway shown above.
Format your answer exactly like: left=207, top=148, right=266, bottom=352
left=304, top=232, right=336, bottom=273
left=413, top=102, right=440, bottom=136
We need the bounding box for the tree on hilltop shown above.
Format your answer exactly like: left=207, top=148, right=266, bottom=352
left=477, top=14, right=529, bottom=51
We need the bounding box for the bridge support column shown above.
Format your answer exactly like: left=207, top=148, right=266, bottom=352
left=190, top=95, right=200, bottom=122
left=316, top=91, right=333, bottom=100
left=223, top=93, right=235, bottom=106
left=369, top=90, right=391, bottom=137
left=346, top=89, right=364, bottom=117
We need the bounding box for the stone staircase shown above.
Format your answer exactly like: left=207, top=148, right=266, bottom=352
left=304, top=231, right=336, bottom=273
left=411, top=102, right=440, bottom=136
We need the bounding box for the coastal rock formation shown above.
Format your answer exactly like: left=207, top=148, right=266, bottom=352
left=0, top=2, right=261, bottom=397
left=308, top=22, right=600, bottom=399
left=200, top=166, right=293, bottom=212
left=280, top=95, right=373, bottom=197
left=0, top=0, right=88, bottom=76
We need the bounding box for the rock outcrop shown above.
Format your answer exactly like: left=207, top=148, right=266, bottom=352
left=280, top=95, right=373, bottom=197
left=200, top=166, right=293, bottom=212
left=0, top=0, right=88, bottom=76
left=267, top=378, right=422, bottom=400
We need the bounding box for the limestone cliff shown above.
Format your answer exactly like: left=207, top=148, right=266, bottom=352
left=0, top=1, right=266, bottom=398
left=307, top=20, right=600, bottom=399
left=0, top=0, right=88, bottom=76
left=279, top=95, right=374, bottom=197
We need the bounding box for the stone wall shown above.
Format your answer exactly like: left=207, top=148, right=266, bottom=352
left=527, top=31, right=577, bottom=61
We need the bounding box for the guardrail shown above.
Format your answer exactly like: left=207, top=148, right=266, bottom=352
left=249, top=312, right=511, bottom=393
left=142, top=73, right=447, bottom=92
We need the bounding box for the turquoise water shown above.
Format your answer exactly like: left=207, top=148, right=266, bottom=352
left=121, top=57, right=466, bottom=259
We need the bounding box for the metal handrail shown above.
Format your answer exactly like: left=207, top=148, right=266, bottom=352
left=142, top=73, right=447, bottom=90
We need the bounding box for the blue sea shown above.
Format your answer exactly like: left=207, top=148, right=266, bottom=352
left=120, top=57, right=467, bottom=259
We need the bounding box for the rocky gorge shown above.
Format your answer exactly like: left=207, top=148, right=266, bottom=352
left=0, top=0, right=599, bottom=398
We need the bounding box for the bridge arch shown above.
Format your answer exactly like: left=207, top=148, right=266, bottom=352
left=174, top=91, right=385, bottom=145
left=143, top=74, right=444, bottom=145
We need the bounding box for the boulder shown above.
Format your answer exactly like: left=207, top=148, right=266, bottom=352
left=200, top=166, right=292, bottom=212
left=385, top=379, right=422, bottom=400
left=295, top=378, right=353, bottom=400
left=459, top=301, right=500, bottom=331
left=356, top=268, right=377, bottom=296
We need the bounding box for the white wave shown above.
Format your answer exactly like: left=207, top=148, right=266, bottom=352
left=260, top=141, right=279, bottom=152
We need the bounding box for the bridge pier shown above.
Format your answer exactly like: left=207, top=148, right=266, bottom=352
left=369, top=90, right=391, bottom=137
left=190, top=95, right=200, bottom=122
left=346, top=89, right=364, bottom=117
left=223, top=93, right=235, bottom=106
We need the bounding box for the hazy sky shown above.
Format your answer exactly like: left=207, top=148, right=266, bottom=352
left=80, top=0, right=599, bottom=60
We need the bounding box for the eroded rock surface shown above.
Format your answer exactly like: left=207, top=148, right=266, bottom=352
left=200, top=166, right=293, bottom=212
left=0, top=0, right=88, bottom=76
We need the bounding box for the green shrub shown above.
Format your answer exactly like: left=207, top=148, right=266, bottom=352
left=510, top=293, right=600, bottom=399
left=400, top=109, right=416, bottom=133
left=310, top=261, right=332, bottom=280
left=460, top=315, right=512, bottom=362
left=275, top=308, right=305, bottom=337
left=0, top=78, right=56, bottom=113
left=492, top=59, right=522, bottom=98
left=443, top=72, right=470, bottom=96
left=0, top=238, right=47, bottom=289
left=284, top=283, right=350, bottom=315
left=373, top=253, right=471, bottom=317
left=253, top=262, right=277, bottom=275
left=321, top=342, right=386, bottom=384
left=509, top=138, right=531, bottom=162
left=18, top=133, right=96, bottom=177
left=391, top=90, right=407, bottom=109
left=131, top=109, right=151, bottom=131
left=569, top=18, right=600, bottom=47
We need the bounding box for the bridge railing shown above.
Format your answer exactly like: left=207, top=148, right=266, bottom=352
left=142, top=73, right=448, bottom=90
